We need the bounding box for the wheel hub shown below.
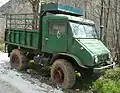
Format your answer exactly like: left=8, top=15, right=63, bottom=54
left=53, top=67, right=64, bottom=84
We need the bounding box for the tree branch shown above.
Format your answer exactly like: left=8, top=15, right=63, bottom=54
left=28, top=0, right=34, bottom=5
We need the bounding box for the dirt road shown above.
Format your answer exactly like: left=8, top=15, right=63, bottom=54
left=0, top=80, right=22, bottom=93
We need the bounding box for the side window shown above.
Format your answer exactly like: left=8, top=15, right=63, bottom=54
left=48, top=22, right=66, bottom=35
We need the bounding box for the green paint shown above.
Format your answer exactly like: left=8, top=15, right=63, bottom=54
left=5, top=29, right=39, bottom=49
left=5, top=3, right=111, bottom=69
left=42, top=16, right=68, bottom=52
left=41, top=3, right=84, bottom=16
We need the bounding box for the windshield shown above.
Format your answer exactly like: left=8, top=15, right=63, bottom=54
left=70, top=22, right=97, bottom=38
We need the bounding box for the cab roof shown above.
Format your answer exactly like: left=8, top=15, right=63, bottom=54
left=55, top=14, right=95, bottom=25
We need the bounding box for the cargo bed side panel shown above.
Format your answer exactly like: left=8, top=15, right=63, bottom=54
left=5, top=29, right=39, bottom=49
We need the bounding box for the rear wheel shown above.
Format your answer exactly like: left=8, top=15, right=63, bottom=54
left=10, top=49, right=29, bottom=71
left=51, top=59, right=76, bottom=89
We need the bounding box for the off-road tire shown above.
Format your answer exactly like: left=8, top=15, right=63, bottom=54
left=51, top=59, right=76, bottom=89
left=10, top=49, right=29, bottom=71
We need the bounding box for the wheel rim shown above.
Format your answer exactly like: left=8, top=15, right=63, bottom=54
left=11, top=54, right=19, bottom=68
left=53, top=67, right=64, bottom=84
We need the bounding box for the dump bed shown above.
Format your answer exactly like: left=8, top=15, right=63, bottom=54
left=5, top=14, right=40, bottom=49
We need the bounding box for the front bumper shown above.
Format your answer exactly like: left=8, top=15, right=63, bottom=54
left=93, top=62, right=115, bottom=73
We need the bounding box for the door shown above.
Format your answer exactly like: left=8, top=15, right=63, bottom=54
left=44, top=20, right=68, bottom=52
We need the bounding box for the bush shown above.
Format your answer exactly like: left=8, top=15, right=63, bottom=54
left=92, top=78, right=120, bottom=93
left=103, top=68, right=120, bottom=81
left=92, top=67, right=120, bottom=93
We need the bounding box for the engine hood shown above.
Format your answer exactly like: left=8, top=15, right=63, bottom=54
left=76, top=39, right=110, bottom=56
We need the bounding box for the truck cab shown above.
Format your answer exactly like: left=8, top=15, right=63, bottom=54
left=5, top=3, right=115, bottom=89
left=42, top=14, right=110, bottom=67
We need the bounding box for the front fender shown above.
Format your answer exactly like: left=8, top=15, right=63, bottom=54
left=53, top=53, right=88, bottom=68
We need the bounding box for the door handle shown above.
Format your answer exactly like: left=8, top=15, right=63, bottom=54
left=45, top=38, right=49, bottom=41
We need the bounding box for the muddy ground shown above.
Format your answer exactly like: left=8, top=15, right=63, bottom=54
left=0, top=51, right=97, bottom=93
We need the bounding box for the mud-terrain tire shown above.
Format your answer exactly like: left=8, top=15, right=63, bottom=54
left=10, top=49, right=29, bottom=71
left=51, top=59, right=76, bottom=89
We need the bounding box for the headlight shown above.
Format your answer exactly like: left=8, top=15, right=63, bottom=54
left=94, top=56, right=98, bottom=63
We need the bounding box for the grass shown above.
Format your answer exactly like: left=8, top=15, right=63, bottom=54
left=91, top=67, right=120, bottom=93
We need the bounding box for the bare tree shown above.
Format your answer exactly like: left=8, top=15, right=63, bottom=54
left=103, top=0, right=110, bottom=46
left=100, top=0, right=104, bottom=41
left=118, top=0, right=120, bottom=65
left=113, top=0, right=120, bottom=64
left=28, top=0, right=41, bottom=29
left=28, top=0, right=40, bottom=14
left=84, top=0, right=88, bottom=18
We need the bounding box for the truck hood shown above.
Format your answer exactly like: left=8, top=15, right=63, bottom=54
left=76, top=39, right=110, bottom=56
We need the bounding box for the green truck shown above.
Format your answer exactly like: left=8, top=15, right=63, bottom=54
left=5, top=3, right=115, bottom=88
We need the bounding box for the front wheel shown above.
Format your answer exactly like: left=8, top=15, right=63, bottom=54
left=51, top=59, right=76, bottom=89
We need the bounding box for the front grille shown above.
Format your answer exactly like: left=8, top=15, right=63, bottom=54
left=98, top=54, right=108, bottom=63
